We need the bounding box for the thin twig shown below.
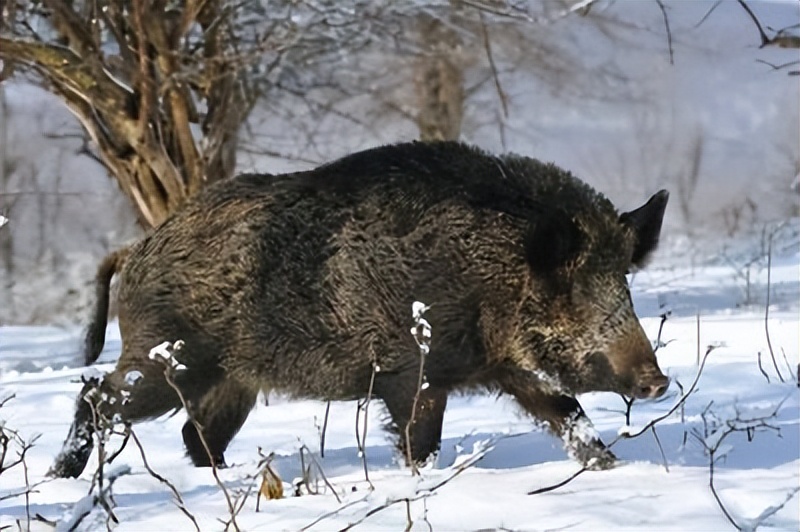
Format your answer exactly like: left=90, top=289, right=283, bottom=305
left=404, top=498, right=413, bottom=532
left=748, top=487, right=800, bottom=529
left=341, top=494, right=429, bottom=532
left=696, top=313, right=701, bottom=366
left=736, top=0, right=771, bottom=47
left=356, top=357, right=377, bottom=489
left=654, top=0, right=674, bottom=64
left=297, top=444, right=342, bottom=504
left=421, top=497, right=432, bottom=532
left=299, top=493, right=371, bottom=531
left=651, top=426, right=669, bottom=473
left=757, top=352, right=770, bottom=383
left=129, top=428, right=200, bottom=531
left=691, top=400, right=787, bottom=530
left=708, top=444, right=741, bottom=530
left=479, top=12, right=508, bottom=118
left=104, top=428, right=131, bottom=465
left=755, top=59, right=800, bottom=71
left=653, top=312, right=670, bottom=354
left=676, top=379, right=687, bottom=447
left=320, top=401, right=331, bottom=458
left=693, top=0, right=723, bottom=29
left=407, top=303, right=431, bottom=475
left=764, top=233, right=784, bottom=382
left=23, top=444, right=32, bottom=532
left=528, top=467, right=588, bottom=495
left=779, top=348, right=797, bottom=385
left=621, top=395, right=635, bottom=426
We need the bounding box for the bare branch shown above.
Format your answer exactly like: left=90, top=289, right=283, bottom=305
left=654, top=0, right=674, bottom=65
left=755, top=58, right=800, bottom=71
left=691, top=400, right=788, bottom=530
left=479, top=12, right=508, bottom=118
left=528, top=466, right=588, bottom=495
left=736, top=0, right=771, bottom=47
left=129, top=428, right=200, bottom=531
left=764, top=231, right=784, bottom=382
left=694, top=0, right=724, bottom=29
left=295, top=444, right=342, bottom=503
left=320, top=401, right=331, bottom=458
left=355, top=356, right=378, bottom=489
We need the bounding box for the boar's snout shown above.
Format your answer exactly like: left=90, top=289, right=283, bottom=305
left=634, top=373, right=669, bottom=399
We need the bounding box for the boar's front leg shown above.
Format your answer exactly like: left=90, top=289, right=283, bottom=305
left=495, top=367, right=616, bottom=470
left=374, top=372, right=448, bottom=465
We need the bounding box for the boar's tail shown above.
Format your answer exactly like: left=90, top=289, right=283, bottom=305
left=83, top=247, right=129, bottom=366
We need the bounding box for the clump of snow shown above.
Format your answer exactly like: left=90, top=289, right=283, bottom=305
left=617, top=424, right=646, bottom=437
left=147, top=340, right=186, bottom=370
left=124, top=370, right=143, bottom=386
left=377, top=476, right=421, bottom=504
left=411, top=301, right=430, bottom=321
left=81, top=367, right=104, bottom=383
left=533, top=369, right=564, bottom=394
left=564, top=414, right=601, bottom=447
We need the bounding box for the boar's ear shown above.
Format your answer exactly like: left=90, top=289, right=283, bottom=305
left=525, top=210, right=583, bottom=273
left=620, top=190, right=669, bottom=268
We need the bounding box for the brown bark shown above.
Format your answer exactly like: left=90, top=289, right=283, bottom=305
left=0, top=1, right=252, bottom=228
left=414, top=13, right=465, bottom=142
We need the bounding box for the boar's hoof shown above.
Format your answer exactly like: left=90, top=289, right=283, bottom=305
left=191, top=454, right=228, bottom=469
left=569, top=439, right=617, bottom=471
left=49, top=427, right=95, bottom=478
left=48, top=448, right=91, bottom=479
left=583, top=446, right=617, bottom=471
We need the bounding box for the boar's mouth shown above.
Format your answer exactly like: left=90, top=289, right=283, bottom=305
left=631, top=374, right=670, bottom=399
left=582, top=351, right=669, bottom=399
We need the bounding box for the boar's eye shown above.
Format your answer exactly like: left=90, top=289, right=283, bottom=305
left=525, top=209, right=583, bottom=273
left=619, top=190, right=669, bottom=268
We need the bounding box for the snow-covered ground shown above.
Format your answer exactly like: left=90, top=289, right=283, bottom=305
left=1, top=247, right=798, bottom=531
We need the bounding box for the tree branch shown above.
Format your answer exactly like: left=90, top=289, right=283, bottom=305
left=736, top=0, right=771, bottom=47
left=654, top=0, right=674, bottom=65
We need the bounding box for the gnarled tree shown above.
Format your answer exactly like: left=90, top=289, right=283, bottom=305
left=0, top=1, right=276, bottom=226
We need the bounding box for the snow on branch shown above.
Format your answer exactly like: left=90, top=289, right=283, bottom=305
left=692, top=399, right=795, bottom=531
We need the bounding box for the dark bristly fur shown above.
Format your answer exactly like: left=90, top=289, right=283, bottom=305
left=51, top=141, right=670, bottom=478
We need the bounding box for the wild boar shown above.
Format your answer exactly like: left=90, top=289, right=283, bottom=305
left=50, top=141, right=669, bottom=479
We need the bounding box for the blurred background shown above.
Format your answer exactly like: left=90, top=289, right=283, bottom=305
left=0, top=0, right=798, bottom=324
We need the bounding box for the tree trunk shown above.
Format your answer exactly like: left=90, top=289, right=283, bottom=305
left=414, top=13, right=465, bottom=142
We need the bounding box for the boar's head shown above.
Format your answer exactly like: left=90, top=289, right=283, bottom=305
left=519, top=190, right=670, bottom=400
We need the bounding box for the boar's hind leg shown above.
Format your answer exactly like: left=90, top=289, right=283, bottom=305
left=50, top=365, right=181, bottom=478
left=496, top=369, right=616, bottom=470
left=49, top=378, right=104, bottom=478
left=374, top=374, right=448, bottom=465
left=181, top=376, right=258, bottom=468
